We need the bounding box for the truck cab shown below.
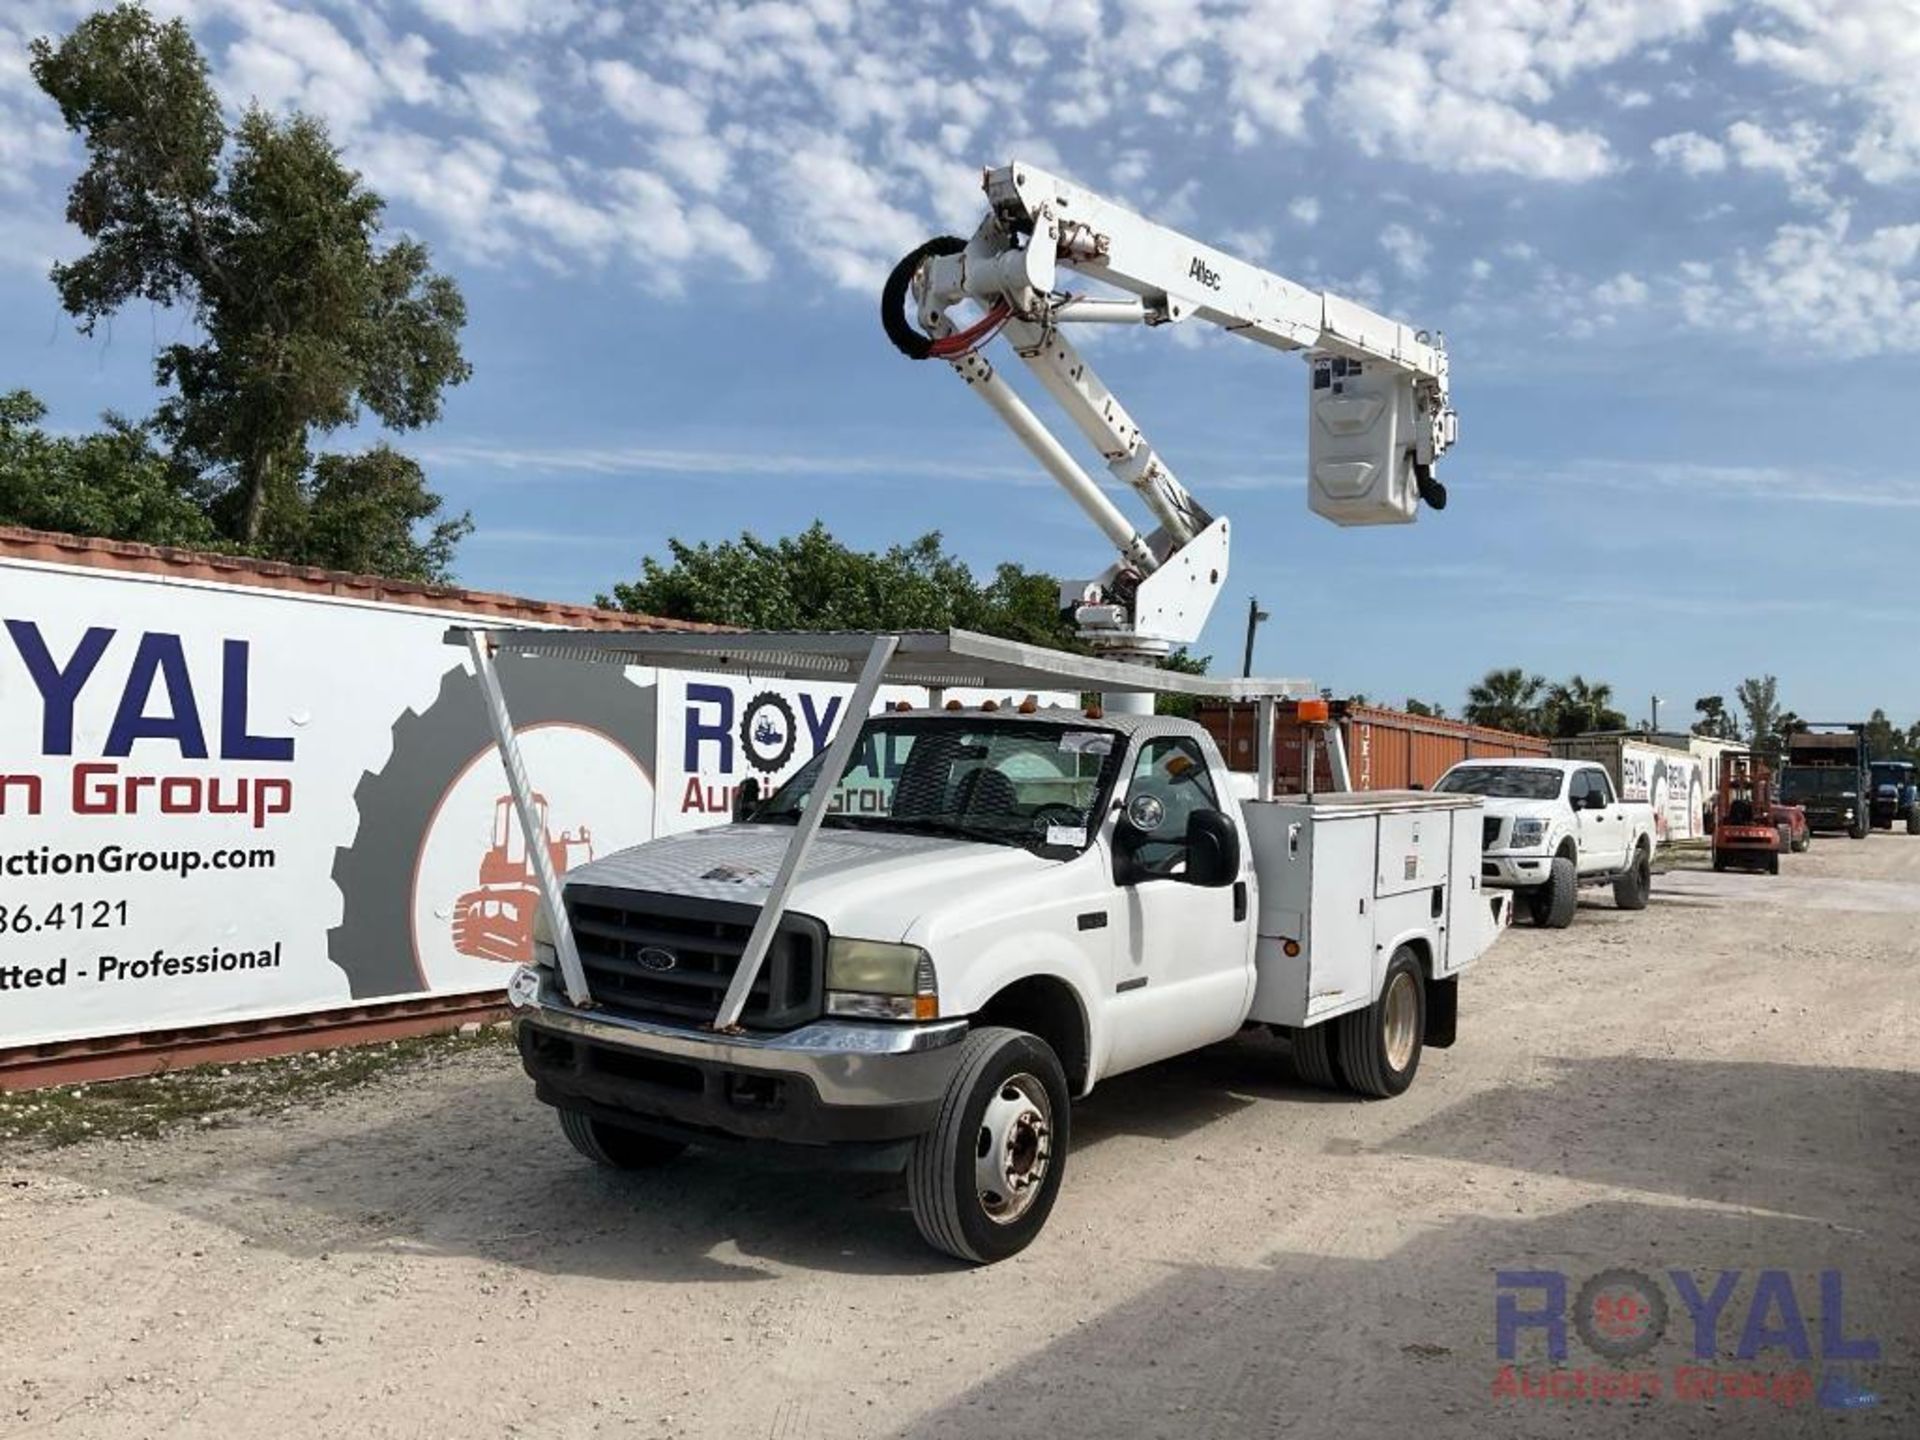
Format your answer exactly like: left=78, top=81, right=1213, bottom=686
left=1779, top=725, right=1872, bottom=838
left=1432, top=757, right=1656, bottom=928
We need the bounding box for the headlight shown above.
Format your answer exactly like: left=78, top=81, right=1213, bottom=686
left=1509, top=818, right=1549, bottom=849
left=531, top=905, right=557, bottom=969
left=825, top=938, right=937, bottom=1021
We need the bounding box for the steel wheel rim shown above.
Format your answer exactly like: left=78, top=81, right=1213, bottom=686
left=975, top=1073, right=1052, bottom=1225
left=1383, top=970, right=1419, bottom=1073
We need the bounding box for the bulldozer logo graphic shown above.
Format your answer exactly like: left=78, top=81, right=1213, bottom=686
left=449, top=793, right=594, bottom=964
left=328, top=654, right=655, bottom=1000
left=738, top=690, right=798, bottom=774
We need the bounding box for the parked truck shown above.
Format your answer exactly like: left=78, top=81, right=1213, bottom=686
left=1778, top=725, right=1871, bottom=839
left=1868, top=760, right=1920, bottom=834
left=467, top=627, right=1510, bottom=1264
left=1431, top=758, right=1658, bottom=927
left=1549, top=733, right=1706, bottom=845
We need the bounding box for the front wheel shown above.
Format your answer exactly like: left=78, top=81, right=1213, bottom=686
left=1850, top=811, right=1870, bottom=839
left=1334, top=949, right=1425, bottom=1098
left=1766, top=850, right=1780, bottom=875
left=908, top=1026, right=1070, bottom=1264
left=1527, top=856, right=1579, bottom=928
left=558, top=1107, right=688, bottom=1169
left=1613, top=846, right=1651, bottom=911
left=1907, top=808, right=1920, bottom=836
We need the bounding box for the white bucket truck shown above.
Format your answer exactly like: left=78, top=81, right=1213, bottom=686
left=461, top=627, right=1510, bottom=1263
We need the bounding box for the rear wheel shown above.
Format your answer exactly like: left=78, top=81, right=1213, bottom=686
left=558, top=1107, right=687, bottom=1169
left=1766, top=851, right=1780, bottom=875
left=1334, top=949, right=1425, bottom=1098
left=1712, top=851, right=1728, bottom=872
left=1527, top=856, right=1579, bottom=928
left=908, top=1026, right=1069, bottom=1264
left=1612, top=846, right=1651, bottom=911
left=1851, top=810, right=1870, bottom=839
left=1907, top=808, right=1920, bottom=836
left=1288, top=1022, right=1341, bottom=1088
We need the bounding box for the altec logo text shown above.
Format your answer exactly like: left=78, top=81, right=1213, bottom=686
left=0, top=620, right=295, bottom=829
left=1493, top=1268, right=1881, bottom=1410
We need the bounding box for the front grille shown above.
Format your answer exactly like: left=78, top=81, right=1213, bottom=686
left=563, top=884, right=826, bottom=1031
left=1482, top=816, right=1502, bottom=849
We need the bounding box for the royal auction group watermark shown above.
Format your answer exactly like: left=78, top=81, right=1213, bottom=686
left=1492, top=1268, right=1881, bottom=1410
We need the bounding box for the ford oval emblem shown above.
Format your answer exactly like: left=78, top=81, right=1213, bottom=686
left=636, top=947, right=678, bottom=972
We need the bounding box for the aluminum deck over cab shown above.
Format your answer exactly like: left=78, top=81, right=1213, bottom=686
left=445, top=625, right=1322, bottom=1032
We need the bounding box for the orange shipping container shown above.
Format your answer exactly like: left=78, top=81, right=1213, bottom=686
left=1197, top=701, right=1550, bottom=792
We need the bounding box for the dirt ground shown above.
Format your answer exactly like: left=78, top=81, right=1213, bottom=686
left=4, top=836, right=1916, bottom=1439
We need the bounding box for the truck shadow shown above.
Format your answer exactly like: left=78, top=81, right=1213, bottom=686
left=31, top=1032, right=1361, bottom=1284
left=890, top=1194, right=1912, bottom=1438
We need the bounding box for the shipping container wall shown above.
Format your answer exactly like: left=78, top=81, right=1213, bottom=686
left=1199, top=703, right=1549, bottom=792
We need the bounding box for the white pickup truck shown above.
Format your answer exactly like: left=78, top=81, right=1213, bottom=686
left=1431, top=757, right=1657, bottom=928
left=474, top=629, right=1512, bottom=1264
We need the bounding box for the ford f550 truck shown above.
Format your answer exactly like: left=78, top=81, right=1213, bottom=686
left=462, top=628, right=1510, bottom=1264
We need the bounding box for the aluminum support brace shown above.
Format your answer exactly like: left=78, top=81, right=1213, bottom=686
left=712, top=634, right=900, bottom=1031
left=466, top=630, right=592, bottom=1006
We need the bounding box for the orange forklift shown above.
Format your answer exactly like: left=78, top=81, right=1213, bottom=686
left=1713, top=752, right=1783, bottom=875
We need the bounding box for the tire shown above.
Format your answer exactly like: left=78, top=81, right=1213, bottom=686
left=1612, top=845, right=1651, bottom=911
left=1712, top=852, right=1728, bottom=872
left=1334, top=948, right=1425, bottom=1098
left=1792, top=829, right=1810, bottom=854
left=1289, top=1022, right=1341, bottom=1088
left=1527, top=856, right=1578, bottom=928
left=558, top=1107, right=687, bottom=1169
left=908, top=1027, right=1070, bottom=1264
left=1850, top=809, right=1870, bottom=840
left=1907, top=808, right=1920, bottom=836
left=1766, top=851, right=1780, bottom=876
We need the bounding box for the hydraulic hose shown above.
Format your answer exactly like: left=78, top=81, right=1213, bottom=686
left=881, top=236, right=968, bottom=360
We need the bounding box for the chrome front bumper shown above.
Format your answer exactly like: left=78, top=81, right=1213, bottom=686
left=507, top=965, right=969, bottom=1125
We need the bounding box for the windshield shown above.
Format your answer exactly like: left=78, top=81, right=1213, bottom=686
left=1779, top=768, right=1858, bottom=799
left=751, top=717, right=1124, bottom=850
left=1871, top=763, right=1910, bottom=787
left=1434, top=765, right=1563, bottom=800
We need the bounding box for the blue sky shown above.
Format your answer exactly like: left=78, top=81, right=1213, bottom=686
left=3, top=0, right=1917, bottom=723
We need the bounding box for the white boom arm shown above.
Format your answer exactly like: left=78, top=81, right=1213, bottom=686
left=882, top=161, right=1458, bottom=662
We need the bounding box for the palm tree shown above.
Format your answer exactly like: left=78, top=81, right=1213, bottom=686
left=1465, top=668, right=1547, bottom=735
left=1543, top=674, right=1627, bottom=737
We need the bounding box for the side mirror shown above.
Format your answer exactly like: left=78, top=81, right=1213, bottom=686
left=1408, top=781, right=1426, bottom=791
left=1184, top=810, right=1240, bottom=888
left=732, top=777, right=762, bottom=822
left=1583, top=791, right=1607, bottom=811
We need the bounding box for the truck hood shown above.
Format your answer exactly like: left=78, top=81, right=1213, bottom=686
left=1471, top=795, right=1556, bottom=817
left=561, top=823, right=1059, bottom=942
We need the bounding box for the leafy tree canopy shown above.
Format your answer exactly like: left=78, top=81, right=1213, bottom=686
left=17, top=3, right=471, bottom=582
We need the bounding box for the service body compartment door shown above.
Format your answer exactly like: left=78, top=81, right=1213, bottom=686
left=1244, top=804, right=1374, bottom=1026
left=1374, top=808, right=1452, bottom=897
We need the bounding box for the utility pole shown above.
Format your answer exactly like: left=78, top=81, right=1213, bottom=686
left=1241, top=597, right=1270, bottom=678
left=1650, top=695, right=1662, bottom=734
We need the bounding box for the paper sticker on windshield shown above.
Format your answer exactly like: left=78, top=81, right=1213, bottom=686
left=701, top=863, right=763, bottom=884
left=1060, top=732, right=1114, bottom=756
left=1046, top=824, right=1089, bottom=848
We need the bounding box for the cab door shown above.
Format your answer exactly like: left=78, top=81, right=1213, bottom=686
left=1572, top=766, right=1626, bottom=869
left=1101, top=735, right=1254, bottom=1076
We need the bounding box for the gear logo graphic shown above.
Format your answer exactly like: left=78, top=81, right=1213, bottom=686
left=327, top=654, right=656, bottom=1000
left=738, top=690, right=799, bottom=774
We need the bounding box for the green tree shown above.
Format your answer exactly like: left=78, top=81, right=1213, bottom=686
left=604, top=522, right=1083, bottom=645
left=1155, top=648, right=1210, bottom=719
left=1735, top=675, right=1781, bottom=746
left=1541, top=674, right=1627, bottom=738
left=0, top=389, right=216, bottom=547
left=1692, top=694, right=1740, bottom=740
left=28, top=3, right=470, bottom=577
left=1464, top=668, right=1547, bottom=735
left=1404, top=698, right=1447, bottom=719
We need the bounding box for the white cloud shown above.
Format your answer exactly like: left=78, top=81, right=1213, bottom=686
left=1732, top=0, right=1920, bottom=184
left=1725, top=118, right=1830, bottom=205
left=1380, top=222, right=1430, bottom=278
left=1288, top=196, right=1320, bottom=226
left=1678, top=209, right=1920, bottom=356
left=1652, top=131, right=1727, bottom=174
left=416, top=0, right=584, bottom=38
left=589, top=60, right=706, bottom=136
left=1592, top=272, right=1649, bottom=308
